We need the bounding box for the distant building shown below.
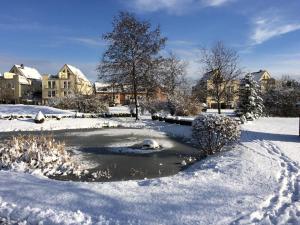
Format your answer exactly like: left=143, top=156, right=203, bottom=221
left=249, top=70, right=275, bottom=93
left=193, top=70, right=240, bottom=109
left=94, top=82, right=167, bottom=106
left=0, top=64, right=42, bottom=104
left=42, top=64, right=93, bottom=104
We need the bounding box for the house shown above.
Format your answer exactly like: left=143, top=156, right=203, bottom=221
left=42, top=64, right=93, bottom=104
left=250, top=70, right=275, bottom=93
left=193, top=70, right=240, bottom=109
left=94, top=82, right=167, bottom=106
left=0, top=64, right=42, bottom=104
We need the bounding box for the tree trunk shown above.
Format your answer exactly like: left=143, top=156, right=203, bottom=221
left=132, top=65, right=139, bottom=120
left=133, top=83, right=139, bottom=120
left=217, top=100, right=221, bottom=114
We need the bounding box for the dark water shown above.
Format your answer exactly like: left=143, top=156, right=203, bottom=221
left=0, top=128, right=201, bottom=182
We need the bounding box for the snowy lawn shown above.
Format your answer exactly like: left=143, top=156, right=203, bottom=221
left=0, top=104, right=74, bottom=116
left=0, top=112, right=299, bottom=224
left=0, top=118, right=119, bottom=132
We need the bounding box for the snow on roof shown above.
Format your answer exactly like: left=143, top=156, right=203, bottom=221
left=201, top=70, right=216, bottom=82
left=66, top=64, right=90, bottom=82
left=94, top=82, right=114, bottom=93
left=14, top=65, right=42, bottom=80
left=19, top=75, right=30, bottom=85
left=250, top=70, right=267, bottom=82
left=94, top=82, right=112, bottom=89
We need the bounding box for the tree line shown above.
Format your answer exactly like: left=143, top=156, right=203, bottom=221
left=96, top=11, right=299, bottom=118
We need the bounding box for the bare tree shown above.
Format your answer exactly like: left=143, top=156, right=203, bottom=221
left=158, top=53, right=187, bottom=96
left=98, top=12, right=166, bottom=120
left=200, top=41, right=241, bottom=114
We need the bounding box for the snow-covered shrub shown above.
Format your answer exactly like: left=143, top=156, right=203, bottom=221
left=0, top=135, right=85, bottom=176
left=167, top=90, right=202, bottom=116
left=192, top=114, right=240, bottom=155
left=144, top=93, right=202, bottom=116
left=34, top=111, right=45, bottom=124
left=50, top=94, right=108, bottom=113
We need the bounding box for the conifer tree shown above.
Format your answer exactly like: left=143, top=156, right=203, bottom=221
left=238, top=74, right=264, bottom=121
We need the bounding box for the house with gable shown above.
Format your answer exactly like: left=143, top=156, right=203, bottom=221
left=42, top=64, right=93, bottom=104
left=249, top=70, right=275, bottom=93
left=0, top=64, right=42, bottom=104
left=193, top=70, right=240, bottom=109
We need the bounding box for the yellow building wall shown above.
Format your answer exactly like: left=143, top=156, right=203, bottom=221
left=206, top=80, right=240, bottom=109
left=42, top=66, right=92, bottom=104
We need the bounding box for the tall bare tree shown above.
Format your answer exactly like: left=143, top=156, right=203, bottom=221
left=98, top=12, right=166, bottom=120
left=158, top=53, right=187, bottom=96
left=200, top=41, right=241, bottom=114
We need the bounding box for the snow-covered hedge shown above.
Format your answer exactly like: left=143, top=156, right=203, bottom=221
left=0, top=135, right=85, bottom=177
left=192, top=114, right=240, bottom=155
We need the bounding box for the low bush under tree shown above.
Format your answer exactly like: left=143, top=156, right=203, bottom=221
left=0, top=135, right=85, bottom=176
left=192, top=114, right=240, bottom=156
left=49, top=94, right=108, bottom=114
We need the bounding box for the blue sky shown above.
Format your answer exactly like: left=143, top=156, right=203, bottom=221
left=0, top=0, right=300, bottom=81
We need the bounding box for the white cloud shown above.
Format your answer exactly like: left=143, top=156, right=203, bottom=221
left=68, top=37, right=106, bottom=47
left=251, top=16, right=300, bottom=45
left=202, top=0, right=231, bottom=7
left=128, top=0, right=232, bottom=14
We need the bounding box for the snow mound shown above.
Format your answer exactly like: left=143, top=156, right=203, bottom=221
left=34, top=111, right=45, bottom=124
left=142, top=139, right=160, bottom=149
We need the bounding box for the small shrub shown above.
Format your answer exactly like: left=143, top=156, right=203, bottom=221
left=192, top=114, right=240, bottom=155
left=0, top=135, right=84, bottom=176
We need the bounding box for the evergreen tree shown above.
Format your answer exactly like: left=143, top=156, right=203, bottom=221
left=238, top=74, right=264, bottom=121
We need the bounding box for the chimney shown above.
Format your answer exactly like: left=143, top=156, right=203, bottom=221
left=20, top=64, right=24, bottom=69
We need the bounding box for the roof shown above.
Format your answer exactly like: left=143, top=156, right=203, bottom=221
left=201, top=70, right=217, bottom=82
left=250, top=70, right=269, bottom=82
left=94, top=82, right=112, bottom=89
left=65, top=64, right=90, bottom=82
left=18, top=75, right=30, bottom=85
left=13, top=65, right=42, bottom=80
left=94, top=82, right=116, bottom=93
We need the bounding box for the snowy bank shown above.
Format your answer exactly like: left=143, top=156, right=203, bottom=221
left=0, top=117, right=299, bottom=224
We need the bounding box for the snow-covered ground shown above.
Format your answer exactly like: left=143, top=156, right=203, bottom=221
left=0, top=105, right=299, bottom=224
left=0, top=104, right=73, bottom=116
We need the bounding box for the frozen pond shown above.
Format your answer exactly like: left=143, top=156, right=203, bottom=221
left=0, top=128, right=201, bottom=182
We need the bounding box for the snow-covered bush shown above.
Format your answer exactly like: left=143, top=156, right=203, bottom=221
left=50, top=94, right=108, bottom=113
left=144, top=93, right=202, bottom=116
left=192, top=114, right=240, bottom=155
left=167, top=90, right=202, bottom=116
left=237, top=74, right=264, bottom=122
left=0, top=135, right=85, bottom=176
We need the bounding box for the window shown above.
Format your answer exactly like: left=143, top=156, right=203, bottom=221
left=64, top=91, right=67, bottom=96
left=64, top=81, right=68, bottom=89
left=48, top=90, right=56, bottom=97
left=48, top=80, right=56, bottom=89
